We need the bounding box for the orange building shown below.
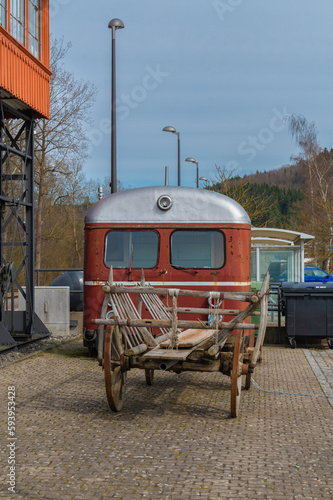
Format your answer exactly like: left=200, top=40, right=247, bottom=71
left=0, top=0, right=51, bottom=118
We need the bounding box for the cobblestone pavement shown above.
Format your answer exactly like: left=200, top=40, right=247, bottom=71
left=1, top=340, right=333, bottom=499
left=302, top=349, right=333, bottom=408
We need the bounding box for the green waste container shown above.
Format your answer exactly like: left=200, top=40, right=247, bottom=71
left=282, top=282, right=333, bottom=349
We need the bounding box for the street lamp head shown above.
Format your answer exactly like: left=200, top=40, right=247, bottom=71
left=162, top=126, right=181, bottom=185
left=199, top=177, right=208, bottom=182
left=186, top=157, right=199, bottom=187
left=108, top=18, right=125, bottom=29
left=163, top=126, right=177, bottom=134
left=185, top=157, right=196, bottom=164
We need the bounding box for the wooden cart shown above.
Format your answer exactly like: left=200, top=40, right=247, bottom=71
left=93, top=273, right=269, bottom=418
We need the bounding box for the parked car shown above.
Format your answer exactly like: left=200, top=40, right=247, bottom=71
left=304, top=266, right=333, bottom=282
left=278, top=266, right=333, bottom=283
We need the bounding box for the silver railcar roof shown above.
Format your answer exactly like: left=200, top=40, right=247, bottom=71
left=86, top=186, right=251, bottom=224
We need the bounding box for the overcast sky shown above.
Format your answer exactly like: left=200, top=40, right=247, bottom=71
left=50, top=1, right=333, bottom=189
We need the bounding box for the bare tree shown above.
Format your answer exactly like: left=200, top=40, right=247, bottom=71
left=209, top=165, right=275, bottom=227
left=34, top=37, right=96, bottom=269
left=287, top=114, right=333, bottom=268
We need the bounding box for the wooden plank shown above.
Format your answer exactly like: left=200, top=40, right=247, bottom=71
left=251, top=272, right=270, bottom=368
left=159, top=329, right=217, bottom=348
left=93, top=318, right=258, bottom=330
left=166, top=307, right=261, bottom=316
left=142, top=348, right=194, bottom=361
left=102, top=284, right=259, bottom=303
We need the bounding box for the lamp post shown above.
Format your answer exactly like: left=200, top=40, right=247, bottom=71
left=185, top=157, right=199, bottom=188
left=108, top=18, right=124, bottom=194
left=162, top=126, right=180, bottom=186
left=199, top=177, right=209, bottom=188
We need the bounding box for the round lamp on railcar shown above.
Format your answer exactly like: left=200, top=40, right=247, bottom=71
left=157, top=194, right=173, bottom=211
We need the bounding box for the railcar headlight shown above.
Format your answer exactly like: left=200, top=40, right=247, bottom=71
left=157, top=195, right=173, bottom=211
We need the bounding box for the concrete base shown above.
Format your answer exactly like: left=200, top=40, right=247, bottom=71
left=19, top=286, right=70, bottom=336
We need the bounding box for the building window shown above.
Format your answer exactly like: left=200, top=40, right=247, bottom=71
left=2, top=1, right=42, bottom=59
left=0, top=0, right=7, bottom=29
left=10, top=0, right=25, bottom=46
left=28, top=0, right=39, bottom=57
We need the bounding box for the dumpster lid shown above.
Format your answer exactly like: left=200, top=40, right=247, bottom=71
left=282, top=282, right=333, bottom=293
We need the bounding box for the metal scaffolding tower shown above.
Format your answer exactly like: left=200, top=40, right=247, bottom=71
left=0, top=96, right=48, bottom=347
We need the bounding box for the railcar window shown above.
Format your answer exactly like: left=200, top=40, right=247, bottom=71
left=171, top=230, right=225, bottom=269
left=105, top=231, right=159, bottom=269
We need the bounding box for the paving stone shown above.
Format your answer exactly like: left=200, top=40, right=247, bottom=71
left=0, top=340, right=333, bottom=499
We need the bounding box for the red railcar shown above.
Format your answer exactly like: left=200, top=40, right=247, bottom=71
left=84, top=185, right=251, bottom=352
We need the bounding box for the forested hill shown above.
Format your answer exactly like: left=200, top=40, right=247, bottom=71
left=210, top=145, right=333, bottom=267
left=240, top=182, right=304, bottom=228
left=210, top=162, right=306, bottom=228
left=243, top=147, right=333, bottom=191
left=242, top=162, right=305, bottom=227
left=242, top=163, right=304, bottom=190
left=235, top=148, right=333, bottom=228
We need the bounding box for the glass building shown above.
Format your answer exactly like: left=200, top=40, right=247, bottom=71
left=251, top=228, right=314, bottom=284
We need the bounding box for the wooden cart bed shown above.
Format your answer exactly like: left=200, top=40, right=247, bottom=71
left=93, top=272, right=270, bottom=418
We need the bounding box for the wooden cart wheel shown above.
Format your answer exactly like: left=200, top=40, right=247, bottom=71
left=98, top=294, right=115, bottom=365
left=230, top=330, right=244, bottom=418
left=245, top=330, right=255, bottom=390
left=104, top=325, right=127, bottom=411
left=145, top=369, right=154, bottom=386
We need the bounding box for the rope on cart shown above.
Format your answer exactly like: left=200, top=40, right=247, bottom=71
left=208, top=292, right=221, bottom=344
left=169, top=289, right=180, bottom=349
